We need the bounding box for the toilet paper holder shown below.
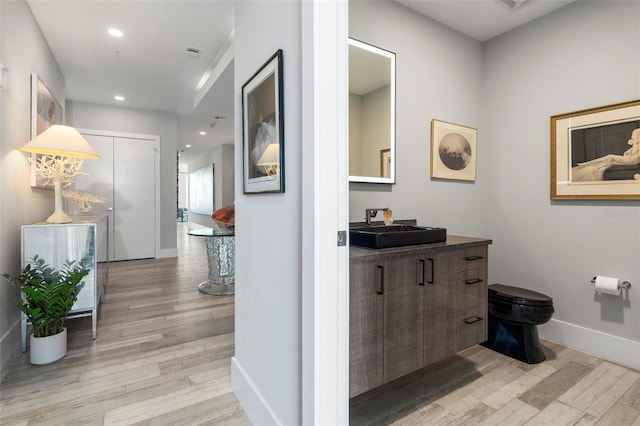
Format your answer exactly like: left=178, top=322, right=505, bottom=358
left=590, top=276, right=632, bottom=290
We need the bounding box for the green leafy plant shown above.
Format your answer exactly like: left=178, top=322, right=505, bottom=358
left=2, top=255, right=89, bottom=337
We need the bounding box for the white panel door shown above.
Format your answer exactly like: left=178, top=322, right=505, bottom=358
left=113, top=137, right=156, bottom=260
left=74, top=134, right=115, bottom=258
left=75, top=132, right=157, bottom=261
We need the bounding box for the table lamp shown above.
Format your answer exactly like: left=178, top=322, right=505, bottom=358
left=256, top=143, right=280, bottom=177
left=20, top=125, right=100, bottom=223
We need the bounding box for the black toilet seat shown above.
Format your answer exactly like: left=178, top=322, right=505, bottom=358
left=489, top=283, right=553, bottom=307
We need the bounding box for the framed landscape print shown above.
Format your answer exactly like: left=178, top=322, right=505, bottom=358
left=430, top=119, right=477, bottom=182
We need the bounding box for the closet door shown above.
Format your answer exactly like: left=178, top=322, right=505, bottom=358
left=113, top=137, right=156, bottom=260
left=75, top=132, right=156, bottom=261
left=74, top=134, right=115, bottom=258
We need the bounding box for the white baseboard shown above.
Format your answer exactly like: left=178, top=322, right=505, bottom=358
left=231, top=356, right=282, bottom=425
left=156, top=248, right=178, bottom=258
left=539, top=318, right=640, bottom=371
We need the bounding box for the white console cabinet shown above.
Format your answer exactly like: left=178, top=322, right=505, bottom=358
left=20, top=216, right=108, bottom=351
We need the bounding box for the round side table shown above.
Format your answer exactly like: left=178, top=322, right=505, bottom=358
left=188, top=227, right=235, bottom=295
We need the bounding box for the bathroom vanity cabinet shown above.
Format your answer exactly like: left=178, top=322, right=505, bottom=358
left=349, top=236, right=491, bottom=397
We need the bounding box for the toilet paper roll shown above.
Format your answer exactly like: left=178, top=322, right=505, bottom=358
left=594, top=275, right=621, bottom=296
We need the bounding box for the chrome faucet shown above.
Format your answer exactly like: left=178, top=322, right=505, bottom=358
left=365, top=208, right=388, bottom=226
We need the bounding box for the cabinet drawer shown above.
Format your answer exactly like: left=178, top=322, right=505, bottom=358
left=453, top=246, right=488, bottom=272
left=451, top=305, right=487, bottom=353
left=452, top=268, right=487, bottom=311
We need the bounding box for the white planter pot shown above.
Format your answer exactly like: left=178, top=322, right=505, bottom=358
left=30, top=327, right=67, bottom=365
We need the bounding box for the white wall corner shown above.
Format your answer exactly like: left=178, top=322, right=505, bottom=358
left=231, top=356, right=282, bottom=425
left=540, top=318, right=640, bottom=371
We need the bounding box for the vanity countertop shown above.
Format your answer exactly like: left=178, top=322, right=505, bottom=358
left=350, top=235, right=492, bottom=262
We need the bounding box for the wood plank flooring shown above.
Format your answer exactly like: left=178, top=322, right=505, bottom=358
left=350, top=341, right=640, bottom=425
left=2, top=223, right=640, bottom=425
left=0, top=223, right=250, bottom=425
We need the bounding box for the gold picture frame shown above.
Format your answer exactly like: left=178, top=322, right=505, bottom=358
left=551, top=99, right=640, bottom=200
left=430, top=119, right=477, bottom=182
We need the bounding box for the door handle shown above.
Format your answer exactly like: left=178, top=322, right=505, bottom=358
left=417, top=259, right=425, bottom=286
left=465, top=278, right=483, bottom=285
left=427, top=257, right=434, bottom=284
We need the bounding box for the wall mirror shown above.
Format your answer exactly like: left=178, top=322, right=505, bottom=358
left=349, top=38, right=396, bottom=184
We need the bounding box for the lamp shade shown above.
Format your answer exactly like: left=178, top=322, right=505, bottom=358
left=256, top=143, right=280, bottom=166
left=21, top=125, right=100, bottom=159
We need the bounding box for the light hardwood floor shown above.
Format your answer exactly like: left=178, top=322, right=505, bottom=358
left=350, top=334, right=640, bottom=425
left=0, top=223, right=250, bottom=425
left=2, top=224, right=640, bottom=425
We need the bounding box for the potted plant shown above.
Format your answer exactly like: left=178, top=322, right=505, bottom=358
left=2, top=255, right=89, bottom=364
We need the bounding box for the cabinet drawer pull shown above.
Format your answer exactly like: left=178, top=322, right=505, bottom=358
left=463, top=255, right=483, bottom=261
left=427, top=257, right=434, bottom=284
left=464, top=278, right=483, bottom=285
left=376, top=265, right=384, bottom=295
left=463, top=316, right=483, bottom=325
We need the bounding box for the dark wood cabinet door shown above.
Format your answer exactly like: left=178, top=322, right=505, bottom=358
left=423, top=251, right=452, bottom=366
left=350, top=260, right=384, bottom=397
left=383, top=256, right=424, bottom=383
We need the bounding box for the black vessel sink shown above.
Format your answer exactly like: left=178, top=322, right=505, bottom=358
left=349, top=225, right=447, bottom=249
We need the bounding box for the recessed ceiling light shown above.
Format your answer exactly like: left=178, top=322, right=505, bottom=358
left=185, top=144, right=191, bottom=148
left=199, top=131, right=206, bottom=135
left=108, top=28, right=124, bottom=38
left=114, top=95, right=125, bottom=101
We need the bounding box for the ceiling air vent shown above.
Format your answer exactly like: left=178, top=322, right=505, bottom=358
left=496, top=0, right=534, bottom=11
left=185, top=46, right=201, bottom=57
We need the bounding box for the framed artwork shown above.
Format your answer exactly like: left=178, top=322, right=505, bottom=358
left=430, top=119, right=477, bottom=182
left=380, top=148, right=391, bottom=178
left=30, top=73, right=64, bottom=188
left=242, top=49, right=284, bottom=194
left=551, top=99, right=640, bottom=200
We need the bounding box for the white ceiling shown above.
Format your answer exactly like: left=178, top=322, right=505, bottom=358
left=395, top=0, right=576, bottom=42
left=27, top=0, right=576, bottom=167
left=27, top=0, right=235, bottom=166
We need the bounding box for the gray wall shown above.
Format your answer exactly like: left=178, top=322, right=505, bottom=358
left=232, top=1, right=302, bottom=424
left=483, top=1, right=639, bottom=351
left=66, top=101, right=178, bottom=255
left=0, top=0, right=66, bottom=369
left=349, top=1, right=486, bottom=239
left=350, top=0, right=640, bottom=367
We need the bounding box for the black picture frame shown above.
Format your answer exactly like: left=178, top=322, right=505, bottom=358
left=242, top=49, right=284, bottom=194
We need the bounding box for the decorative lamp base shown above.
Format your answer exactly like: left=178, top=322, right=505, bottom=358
left=46, top=210, right=73, bottom=224
left=47, top=181, right=72, bottom=223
